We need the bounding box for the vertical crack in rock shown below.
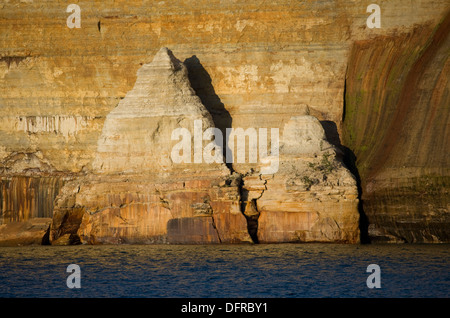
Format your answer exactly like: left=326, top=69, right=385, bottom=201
left=211, top=214, right=222, bottom=243
left=238, top=173, right=267, bottom=244
left=205, top=198, right=222, bottom=243
left=41, top=225, right=51, bottom=245
left=342, top=67, right=347, bottom=123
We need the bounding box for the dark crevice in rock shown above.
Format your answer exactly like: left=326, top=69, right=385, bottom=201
left=51, top=206, right=84, bottom=245
left=41, top=225, right=51, bottom=245
left=244, top=199, right=260, bottom=244
left=342, top=145, right=370, bottom=244
left=342, top=66, right=347, bottom=123
left=237, top=174, right=263, bottom=244
left=210, top=215, right=222, bottom=243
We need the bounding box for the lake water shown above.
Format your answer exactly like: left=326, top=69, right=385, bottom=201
left=0, top=243, right=448, bottom=298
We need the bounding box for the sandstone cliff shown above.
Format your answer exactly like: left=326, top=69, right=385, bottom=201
left=49, top=47, right=251, bottom=244
left=343, top=10, right=450, bottom=242
left=47, top=48, right=359, bottom=245
left=0, top=0, right=448, bottom=244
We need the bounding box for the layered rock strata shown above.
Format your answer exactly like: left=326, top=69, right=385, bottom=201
left=242, top=115, right=359, bottom=243
left=343, top=11, right=450, bottom=242
left=48, top=48, right=359, bottom=245
left=0, top=1, right=448, bottom=244
left=0, top=152, right=70, bottom=245
left=50, top=48, right=251, bottom=244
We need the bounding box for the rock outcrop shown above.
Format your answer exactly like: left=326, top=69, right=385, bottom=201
left=47, top=48, right=359, bottom=244
left=244, top=115, right=359, bottom=243
left=0, top=153, right=69, bottom=246
left=49, top=48, right=251, bottom=244
left=0, top=218, right=52, bottom=246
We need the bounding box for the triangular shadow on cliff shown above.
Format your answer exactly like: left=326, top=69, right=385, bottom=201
left=184, top=55, right=233, bottom=171
left=320, top=120, right=371, bottom=244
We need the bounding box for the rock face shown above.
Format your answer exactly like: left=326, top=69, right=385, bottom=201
left=247, top=115, right=359, bottom=243
left=343, top=11, right=450, bottom=242
left=47, top=48, right=359, bottom=245
left=0, top=218, right=52, bottom=246
left=0, top=1, right=448, bottom=244
left=50, top=48, right=251, bottom=244
left=50, top=174, right=249, bottom=244
left=92, top=47, right=225, bottom=175
left=0, top=153, right=69, bottom=246
left=49, top=48, right=359, bottom=245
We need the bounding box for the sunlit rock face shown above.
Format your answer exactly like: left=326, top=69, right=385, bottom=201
left=0, top=1, right=448, bottom=244
left=0, top=152, right=70, bottom=246
left=92, top=47, right=225, bottom=175
left=243, top=115, right=360, bottom=243
left=49, top=48, right=359, bottom=245
left=50, top=48, right=250, bottom=245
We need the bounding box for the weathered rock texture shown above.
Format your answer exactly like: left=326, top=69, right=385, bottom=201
left=0, top=153, right=70, bottom=245
left=343, top=10, right=450, bottom=242
left=49, top=48, right=251, bottom=244
left=0, top=0, right=448, bottom=244
left=244, top=115, right=359, bottom=243
left=0, top=218, right=52, bottom=246
left=47, top=48, right=358, bottom=244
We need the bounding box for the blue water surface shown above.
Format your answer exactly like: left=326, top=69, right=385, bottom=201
left=0, top=243, right=448, bottom=298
